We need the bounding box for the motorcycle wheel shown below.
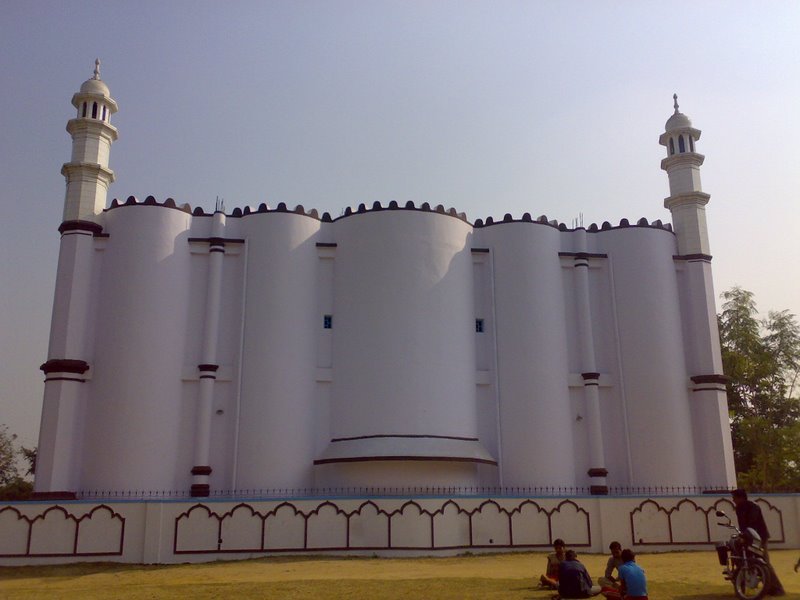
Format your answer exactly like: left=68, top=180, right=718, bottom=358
left=733, top=563, right=770, bottom=600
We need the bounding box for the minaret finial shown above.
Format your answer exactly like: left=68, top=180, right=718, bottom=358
left=673, top=93, right=679, bottom=114
left=93, top=58, right=101, bottom=80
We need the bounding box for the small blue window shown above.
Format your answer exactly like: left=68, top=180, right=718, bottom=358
left=92, top=102, right=98, bottom=119
left=475, top=319, right=484, bottom=333
left=323, top=315, right=333, bottom=329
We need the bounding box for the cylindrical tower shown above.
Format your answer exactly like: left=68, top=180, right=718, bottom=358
left=235, top=212, right=322, bottom=490
left=82, top=204, right=193, bottom=491
left=485, top=222, right=576, bottom=488
left=316, top=210, right=493, bottom=488
left=601, top=226, right=698, bottom=487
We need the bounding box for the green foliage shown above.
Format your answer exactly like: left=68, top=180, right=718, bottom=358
left=0, top=424, right=19, bottom=486
left=719, top=287, right=800, bottom=491
left=0, top=424, right=36, bottom=500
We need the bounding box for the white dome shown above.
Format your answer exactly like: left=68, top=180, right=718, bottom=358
left=665, top=111, right=692, bottom=132
left=79, top=77, right=110, bottom=97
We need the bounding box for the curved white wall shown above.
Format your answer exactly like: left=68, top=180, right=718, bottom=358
left=83, top=206, right=193, bottom=491
left=482, top=223, right=576, bottom=488
left=600, top=227, right=697, bottom=487
left=324, top=211, right=482, bottom=486
left=235, top=213, right=321, bottom=490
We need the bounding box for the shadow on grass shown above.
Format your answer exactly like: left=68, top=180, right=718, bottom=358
left=0, top=562, right=157, bottom=580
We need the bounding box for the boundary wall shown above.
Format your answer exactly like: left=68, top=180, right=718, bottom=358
left=1, top=494, right=798, bottom=565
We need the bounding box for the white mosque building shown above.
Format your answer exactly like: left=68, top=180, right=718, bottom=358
left=33, top=63, right=736, bottom=500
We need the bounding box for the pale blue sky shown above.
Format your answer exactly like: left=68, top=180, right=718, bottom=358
left=1, top=1, right=799, bottom=447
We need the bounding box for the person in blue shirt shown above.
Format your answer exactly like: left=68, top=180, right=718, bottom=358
left=618, top=549, right=647, bottom=600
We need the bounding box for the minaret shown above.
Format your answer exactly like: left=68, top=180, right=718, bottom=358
left=659, top=94, right=710, bottom=256
left=659, top=95, right=737, bottom=488
left=61, top=59, right=118, bottom=222
left=34, top=61, right=118, bottom=498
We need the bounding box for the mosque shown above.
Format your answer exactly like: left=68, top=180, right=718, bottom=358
left=33, top=62, right=736, bottom=500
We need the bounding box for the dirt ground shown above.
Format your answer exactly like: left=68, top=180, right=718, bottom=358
left=0, top=549, right=798, bottom=599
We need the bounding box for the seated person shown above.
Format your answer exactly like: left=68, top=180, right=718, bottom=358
left=618, top=549, right=648, bottom=600
left=598, top=541, right=624, bottom=589
left=557, top=549, right=601, bottom=598
left=540, top=538, right=567, bottom=589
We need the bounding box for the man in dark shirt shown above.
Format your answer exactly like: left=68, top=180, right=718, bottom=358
left=731, top=488, right=785, bottom=596
left=558, top=549, right=600, bottom=598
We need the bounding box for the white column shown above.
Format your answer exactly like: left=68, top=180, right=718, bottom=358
left=34, top=221, right=100, bottom=496
left=191, top=211, right=226, bottom=497
left=573, top=231, right=608, bottom=494
left=682, top=258, right=737, bottom=488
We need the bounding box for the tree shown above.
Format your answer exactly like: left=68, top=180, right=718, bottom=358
left=0, top=424, right=34, bottom=500
left=0, top=424, right=20, bottom=486
left=718, top=287, right=800, bottom=491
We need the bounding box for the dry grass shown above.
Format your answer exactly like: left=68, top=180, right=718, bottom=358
left=0, top=550, right=798, bottom=599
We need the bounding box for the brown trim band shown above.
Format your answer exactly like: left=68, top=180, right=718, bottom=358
left=330, top=434, right=480, bottom=443
left=58, top=220, right=103, bottom=236
left=559, top=252, right=608, bottom=259
left=692, top=386, right=727, bottom=393
left=191, top=465, right=212, bottom=476
left=590, top=485, right=609, bottom=496
left=314, top=455, right=498, bottom=466
left=187, top=237, right=245, bottom=244
left=581, top=372, right=600, bottom=380
left=198, top=364, right=219, bottom=372
left=209, top=248, right=225, bottom=254
left=471, top=248, right=490, bottom=253
left=316, top=242, right=337, bottom=248
left=691, top=374, right=730, bottom=385
left=588, top=468, right=609, bottom=477
left=190, top=484, right=210, bottom=497
left=40, top=359, right=89, bottom=374
left=673, top=253, right=713, bottom=262
left=199, top=375, right=216, bottom=380
left=44, top=376, right=86, bottom=383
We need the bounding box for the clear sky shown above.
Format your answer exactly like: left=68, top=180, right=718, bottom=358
left=1, top=1, right=798, bottom=448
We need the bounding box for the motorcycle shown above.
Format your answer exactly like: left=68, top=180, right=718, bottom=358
left=714, top=510, right=771, bottom=600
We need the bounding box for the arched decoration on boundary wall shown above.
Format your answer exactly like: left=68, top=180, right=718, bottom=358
left=630, top=497, right=785, bottom=546
left=173, top=498, right=593, bottom=554
left=0, top=504, right=125, bottom=557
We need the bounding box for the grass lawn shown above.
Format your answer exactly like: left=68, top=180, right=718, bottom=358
left=0, top=550, right=798, bottom=599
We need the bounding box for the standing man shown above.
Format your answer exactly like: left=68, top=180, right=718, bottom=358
left=731, top=488, right=785, bottom=596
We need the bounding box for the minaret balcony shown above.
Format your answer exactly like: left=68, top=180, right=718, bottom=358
left=660, top=151, right=705, bottom=171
